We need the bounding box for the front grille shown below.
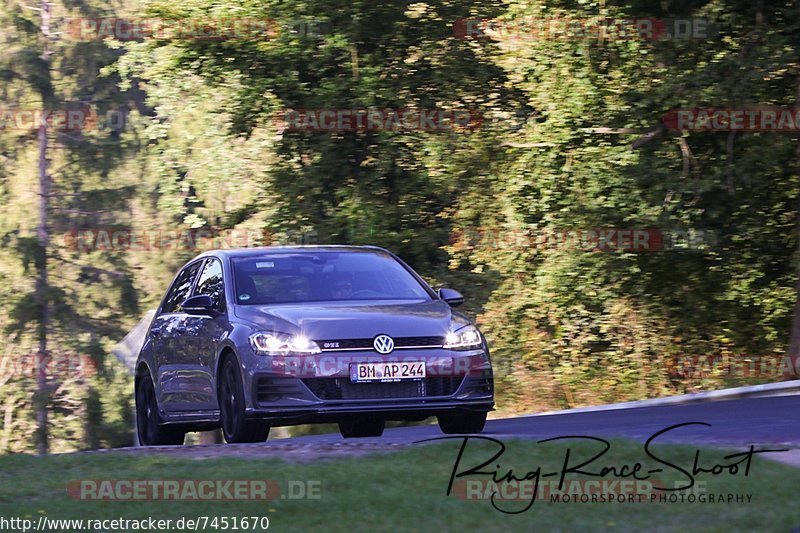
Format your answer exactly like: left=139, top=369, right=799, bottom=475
left=301, top=376, right=463, bottom=400
left=395, top=336, right=445, bottom=347
left=317, top=336, right=444, bottom=350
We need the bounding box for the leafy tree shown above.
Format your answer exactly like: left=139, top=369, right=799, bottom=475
left=0, top=0, right=144, bottom=452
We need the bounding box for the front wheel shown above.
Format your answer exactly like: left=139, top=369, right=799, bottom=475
left=136, top=373, right=185, bottom=446
left=438, top=411, right=487, bottom=434
left=219, top=357, right=270, bottom=443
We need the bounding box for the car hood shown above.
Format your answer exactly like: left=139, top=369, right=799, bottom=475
left=233, top=299, right=468, bottom=339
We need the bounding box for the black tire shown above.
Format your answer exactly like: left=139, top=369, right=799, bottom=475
left=338, top=418, right=385, bottom=438
left=135, top=373, right=185, bottom=446
left=219, top=356, right=270, bottom=443
left=438, top=411, right=487, bottom=434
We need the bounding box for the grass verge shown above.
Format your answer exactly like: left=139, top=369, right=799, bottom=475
left=0, top=438, right=798, bottom=532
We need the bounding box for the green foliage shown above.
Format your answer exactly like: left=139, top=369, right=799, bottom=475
left=2, top=0, right=800, bottom=451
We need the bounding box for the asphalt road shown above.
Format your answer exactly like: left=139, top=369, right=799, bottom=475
left=89, top=395, right=799, bottom=461
left=278, top=394, right=800, bottom=448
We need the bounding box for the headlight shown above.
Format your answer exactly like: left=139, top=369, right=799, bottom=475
left=443, top=325, right=483, bottom=350
left=249, top=332, right=321, bottom=356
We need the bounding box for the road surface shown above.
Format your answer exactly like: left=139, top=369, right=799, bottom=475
left=82, top=395, right=800, bottom=462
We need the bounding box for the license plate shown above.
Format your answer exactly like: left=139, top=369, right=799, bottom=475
left=350, top=362, right=426, bottom=382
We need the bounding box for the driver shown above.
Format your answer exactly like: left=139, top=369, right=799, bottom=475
left=330, top=274, right=354, bottom=299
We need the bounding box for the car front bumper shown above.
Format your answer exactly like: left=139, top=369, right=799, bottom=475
left=242, top=349, right=494, bottom=424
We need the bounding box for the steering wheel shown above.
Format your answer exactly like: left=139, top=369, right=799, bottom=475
left=349, top=289, right=382, bottom=298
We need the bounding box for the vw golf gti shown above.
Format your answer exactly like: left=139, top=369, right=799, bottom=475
left=135, top=246, right=494, bottom=444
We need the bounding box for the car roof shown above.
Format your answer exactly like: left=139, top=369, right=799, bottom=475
left=196, top=245, right=393, bottom=261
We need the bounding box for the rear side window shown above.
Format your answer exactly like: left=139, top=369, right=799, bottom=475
left=195, top=258, right=225, bottom=310
left=162, top=261, right=203, bottom=314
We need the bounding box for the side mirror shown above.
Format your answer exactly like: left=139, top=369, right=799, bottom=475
left=437, top=288, right=464, bottom=307
left=181, top=294, right=215, bottom=315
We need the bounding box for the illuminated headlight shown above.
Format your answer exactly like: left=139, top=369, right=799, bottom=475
left=249, top=333, right=321, bottom=356
left=443, top=325, right=483, bottom=350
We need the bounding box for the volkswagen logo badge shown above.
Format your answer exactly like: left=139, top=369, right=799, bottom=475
left=373, top=334, right=394, bottom=354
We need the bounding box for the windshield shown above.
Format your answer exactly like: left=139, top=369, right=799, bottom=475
left=231, top=251, right=432, bottom=305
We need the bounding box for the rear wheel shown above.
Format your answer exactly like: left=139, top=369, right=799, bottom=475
left=135, top=373, right=185, bottom=446
left=219, top=356, right=270, bottom=443
left=438, top=411, right=487, bottom=434
left=338, top=418, right=385, bottom=438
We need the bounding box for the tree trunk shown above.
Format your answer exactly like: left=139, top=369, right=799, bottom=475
left=1, top=396, right=15, bottom=452
left=787, top=276, right=800, bottom=378
left=35, top=0, right=51, bottom=455
left=786, top=72, right=800, bottom=380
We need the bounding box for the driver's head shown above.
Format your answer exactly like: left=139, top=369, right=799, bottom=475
left=330, top=274, right=353, bottom=299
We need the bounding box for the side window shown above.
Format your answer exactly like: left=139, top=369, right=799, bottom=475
left=162, top=261, right=203, bottom=314
left=195, top=258, right=225, bottom=310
